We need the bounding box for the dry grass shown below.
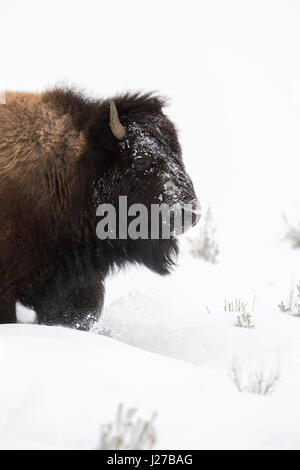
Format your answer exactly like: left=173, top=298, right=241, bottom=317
left=224, top=297, right=256, bottom=328
left=188, top=206, right=219, bottom=264
left=235, top=313, right=255, bottom=329
left=278, top=282, right=300, bottom=316
left=224, top=298, right=248, bottom=313
left=96, top=403, right=157, bottom=450
left=229, top=360, right=280, bottom=395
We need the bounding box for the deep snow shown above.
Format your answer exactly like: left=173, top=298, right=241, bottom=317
left=1, top=311, right=300, bottom=450
left=2, top=0, right=300, bottom=450
left=2, top=244, right=300, bottom=449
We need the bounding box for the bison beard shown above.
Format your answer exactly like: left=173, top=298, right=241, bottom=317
left=0, top=88, right=196, bottom=330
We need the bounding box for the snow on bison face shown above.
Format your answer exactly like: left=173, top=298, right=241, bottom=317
left=95, top=101, right=201, bottom=244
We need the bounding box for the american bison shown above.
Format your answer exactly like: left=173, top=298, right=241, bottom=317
left=0, top=88, right=200, bottom=330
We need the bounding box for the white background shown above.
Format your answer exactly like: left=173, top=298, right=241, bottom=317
left=2, top=0, right=300, bottom=262
left=2, top=1, right=300, bottom=449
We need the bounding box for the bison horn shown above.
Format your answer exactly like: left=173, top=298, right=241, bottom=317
left=109, top=100, right=126, bottom=140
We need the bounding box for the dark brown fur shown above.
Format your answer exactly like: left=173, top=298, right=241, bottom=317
left=0, top=88, right=198, bottom=329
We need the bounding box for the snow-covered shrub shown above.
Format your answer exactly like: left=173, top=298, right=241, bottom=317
left=229, top=361, right=279, bottom=395
left=96, top=403, right=157, bottom=450
left=188, top=206, right=219, bottom=264
left=235, top=313, right=255, bottom=329
left=278, top=282, right=300, bottom=316
left=224, top=297, right=255, bottom=328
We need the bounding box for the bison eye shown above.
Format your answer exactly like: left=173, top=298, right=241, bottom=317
left=133, top=154, right=152, bottom=171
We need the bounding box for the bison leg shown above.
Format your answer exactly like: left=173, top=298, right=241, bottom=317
left=0, top=296, right=17, bottom=324
left=33, top=278, right=105, bottom=331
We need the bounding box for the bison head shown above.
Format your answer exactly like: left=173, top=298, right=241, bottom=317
left=88, top=93, right=200, bottom=275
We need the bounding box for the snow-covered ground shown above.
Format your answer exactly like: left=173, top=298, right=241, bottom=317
left=2, top=0, right=300, bottom=450
left=0, top=244, right=299, bottom=449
